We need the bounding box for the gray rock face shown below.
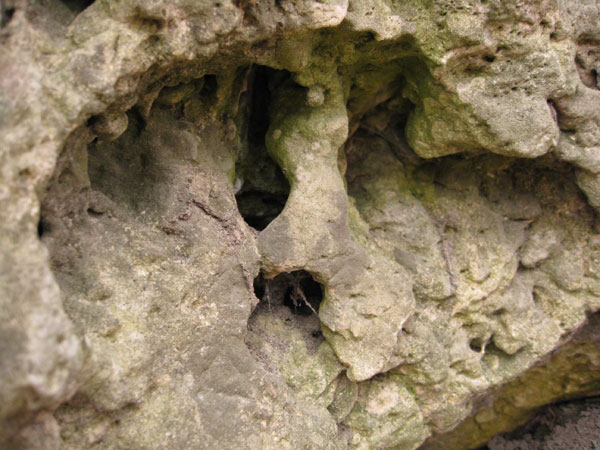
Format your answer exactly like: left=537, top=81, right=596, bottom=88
left=1, top=0, right=600, bottom=448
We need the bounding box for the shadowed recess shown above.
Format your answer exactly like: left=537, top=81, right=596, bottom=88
left=61, top=0, right=95, bottom=15
left=253, top=270, right=323, bottom=316
left=235, top=65, right=290, bottom=231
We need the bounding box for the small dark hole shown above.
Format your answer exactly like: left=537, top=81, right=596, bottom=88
left=18, top=168, right=31, bottom=178
left=252, top=270, right=323, bottom=316
left=117, top=107, right=146, bottom=138
left=201, top=75, right=218, bottom=97
left=443, top=224, right=457, bottom=233
left=483, top=55, right=496, bottom=63
left=87, top=208, right=104, bottom=217
left=86, top=115, right=99, bottom=127
left=363, top=31, right=376, bottom=43
left=253, top=276, right=266, bottom=299
left=37, top=218, right=50, bottom=237
left=469, top=338, right=484, bottom=353
left=2, top=7, right=15, bottom=26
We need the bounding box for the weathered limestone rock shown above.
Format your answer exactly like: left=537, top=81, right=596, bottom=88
left=1, top=0, right=600, bottom=449
left=421, top=311, right=600, bottom=450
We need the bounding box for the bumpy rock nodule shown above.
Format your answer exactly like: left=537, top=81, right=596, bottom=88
left=1, top=0, right=600, bottom=448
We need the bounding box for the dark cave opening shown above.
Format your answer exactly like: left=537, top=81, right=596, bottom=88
left=253, top=270, right=323, bottom=317
left=61, top=0, right=95, bottom=15
left=235, top=65, right=290, bottom=231
left=1, top=6, right=14, bottom=27
left=236, top=191, right=288, bottom=230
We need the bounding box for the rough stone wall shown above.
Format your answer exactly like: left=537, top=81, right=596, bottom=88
left=1, top=0, right=600, bottom=448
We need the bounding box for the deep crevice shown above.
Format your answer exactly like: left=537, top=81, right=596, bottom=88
left=247, top=66, right=272, bottom=148
left=37, top=218, right=49, bottom=238
left=235, top=65, right=290, bottom=231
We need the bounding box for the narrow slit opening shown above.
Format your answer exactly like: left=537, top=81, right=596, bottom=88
left=235, top=65, right=290, bottom=231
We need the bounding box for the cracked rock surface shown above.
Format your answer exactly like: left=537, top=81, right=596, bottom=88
left=1, top=0, right=600, bottom=448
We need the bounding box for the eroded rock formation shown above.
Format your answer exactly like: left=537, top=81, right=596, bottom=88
left=1, top=0, right=600, bottom=448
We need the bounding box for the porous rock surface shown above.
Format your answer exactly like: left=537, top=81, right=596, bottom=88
left=1, top=0, right=600, bottom=448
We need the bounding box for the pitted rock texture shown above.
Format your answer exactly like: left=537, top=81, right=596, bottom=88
left=1, top=0, right=600, bottom=449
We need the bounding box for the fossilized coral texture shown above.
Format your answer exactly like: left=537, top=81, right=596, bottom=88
left=1, top=0, right=600, bottom=448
